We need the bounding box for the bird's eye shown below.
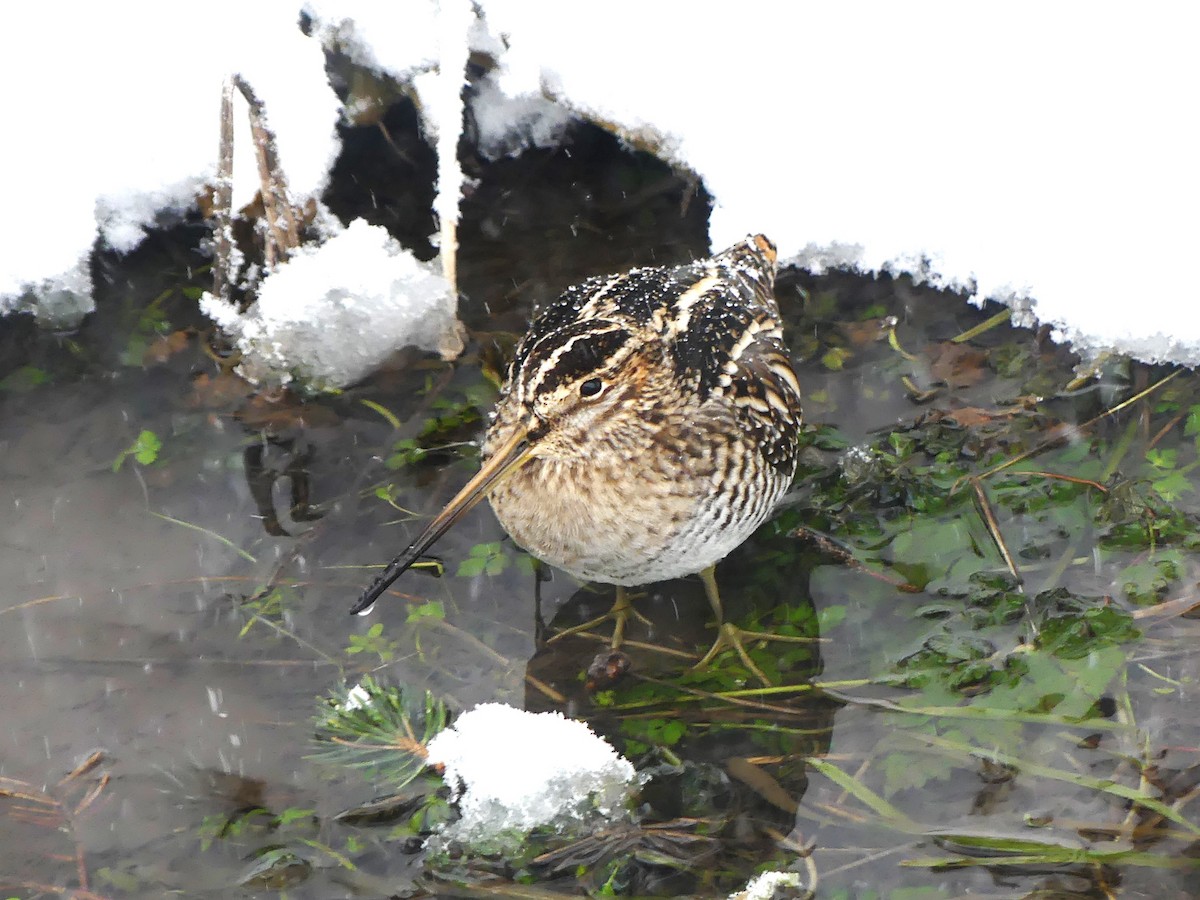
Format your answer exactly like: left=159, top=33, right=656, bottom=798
left=579, top=377, right=603, bottom=398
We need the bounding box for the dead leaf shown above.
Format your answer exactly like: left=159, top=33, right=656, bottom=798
left=237, top=391, right=341, bottom=430
left=926, top=341, right=989, bottom=388
left=724, top=756, right=798, bottom=814
left=143, top=330, right=191, bottom=365
left=188, top=371, right=254, bottom=409
left=939, top=406, right=1003, bottom=428
left=837, top=318, right=889, bottom=347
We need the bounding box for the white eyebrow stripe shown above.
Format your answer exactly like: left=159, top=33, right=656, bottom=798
left=663, top=272, right=720, bottom=337
left=520, top=321, right=629, bottom=402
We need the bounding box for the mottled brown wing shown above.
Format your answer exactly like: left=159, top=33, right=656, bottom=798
left=726, top=329, right=803, bottom=475
left=659, top=246, right=802, bottom=476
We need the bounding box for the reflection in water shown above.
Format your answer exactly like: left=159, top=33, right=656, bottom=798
left=243, top=435, right=323, bottom=537
left=519, top=536, right=839, bottom=897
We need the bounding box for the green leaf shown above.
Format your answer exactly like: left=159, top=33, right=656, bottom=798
left=816, top=604, right=847, bottom=631
left=406, top=600, right=445, bottom=624
left=882, top=749, right=954, bottom=797
left=1185, top=405, right=1200, bottom=436
left=821, top=346, right=852, bottom=371
left=113, top=429, right=162, bottom=471
left=0, top=364, right=49, bottom=392
left=386, top=438, right=427, bottom=470
left=1145, top=447, right=1176, bottom=470
left=275, top=806, right=315, bottom=826
left=456, top=542, right=508, bottom=577
left=1152, top=470, right=1193, bottom=501
left=456, top=557, right=487, bottom=577
left=360, top=398, right=402, bottom=430
left=132, top=430, right=162, bottom=465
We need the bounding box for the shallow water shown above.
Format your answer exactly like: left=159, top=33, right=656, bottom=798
left=3, top=110, right=1200, bottom=899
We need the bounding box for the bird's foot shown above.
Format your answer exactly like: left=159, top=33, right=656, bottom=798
left=691, top=623, right=817, bottom=686
left=547, top=589, right=653, bottom=649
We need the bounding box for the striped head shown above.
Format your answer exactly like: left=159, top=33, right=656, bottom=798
left=486, top=318, right=672, bottom=463
left=484, top=233, right=784, bottom=463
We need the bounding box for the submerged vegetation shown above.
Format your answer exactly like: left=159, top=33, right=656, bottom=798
left=289, top=276, right=1200, bottom=897
left=3, top=96, right=1200, bottom=900
left=95, top=267, right=1200, bottom=897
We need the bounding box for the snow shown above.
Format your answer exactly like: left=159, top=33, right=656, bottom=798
left=425, top=702, right=638, bottom=843
left=4, top=3, right=1200, bottom=366
left=476, top=1, right=1200, bottom=364
left=340, top=681, right=371, bottom=711
left=429, top=0, right=475, bottom=294
left=304, top=0, right=439, bottom=81
left=1, top=2, right=340, bottom=325
left=469, top=74, right=574, bottom=161
left=732, top=870, right=808, bottom=900
left=200, top=216, right=463, bottom=388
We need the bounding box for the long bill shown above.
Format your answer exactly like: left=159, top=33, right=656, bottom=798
left=350, top=426, right=535, bottom=615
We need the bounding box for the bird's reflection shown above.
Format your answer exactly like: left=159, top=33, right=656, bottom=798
left=243, top=434, right=324, bottom=536
left=520, top=534, right=840, bottom=896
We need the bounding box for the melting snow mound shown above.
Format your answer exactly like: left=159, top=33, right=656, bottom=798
left=425, top=702, right=638, bottom=846
left=200, top=217, right=463, bottom=389
left=730, top=870, right=809, bottom=900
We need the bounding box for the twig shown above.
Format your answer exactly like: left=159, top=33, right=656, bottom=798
left=1132, top=592, right=1200, bottom=622
left=232, top=74, right=301, bottom=265
left=71, top=773, right=110, bottom=817
left=1147, top=412, right=1186, bottom=452
left=969, top=477, right=1025, bottom=591
left=212, top=78, right=235, bottom=304
left=631, top=673, right=822, bottom=717
left=149, top=510, right=257, bottom=563
left=971, top=369, right=1182, bottom=485
left=1009, top=470, right=1109, bottom=493
left=950, top=308, right=1011, bottom=343
left=791, top=527, right=921, bottom=591
left=58, top=750, right=105, bottom=786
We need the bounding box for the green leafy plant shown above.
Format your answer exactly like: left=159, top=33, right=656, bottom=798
left=345, top=622, right=400, bottom=664
left=311, top=678, right=450, bottom=788
left=382, top=378, right=496, bottom=474
left=117, top=286, right=173, bottom=367
left=112, top=429, right=162, bottom=471
left=386, top=437, right=430, bottom=470
left=406, top=599, right=445, bottom=624
left=456, top=541, right=509, bottom=577
left=0, top=364, right=50, bottom=392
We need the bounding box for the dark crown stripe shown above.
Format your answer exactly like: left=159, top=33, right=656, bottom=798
left=524, top=321, right=632, bottom=397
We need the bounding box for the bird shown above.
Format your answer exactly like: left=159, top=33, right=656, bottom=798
left=351, top=235, right=804, bottom=683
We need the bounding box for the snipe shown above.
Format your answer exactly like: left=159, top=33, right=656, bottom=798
left=352, top=235, right=804, bottom=683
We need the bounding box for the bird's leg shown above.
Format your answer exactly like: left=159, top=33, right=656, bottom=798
left=547, top=586, right=654, bottom=649
left=691, top=566, right=816, bottom=686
